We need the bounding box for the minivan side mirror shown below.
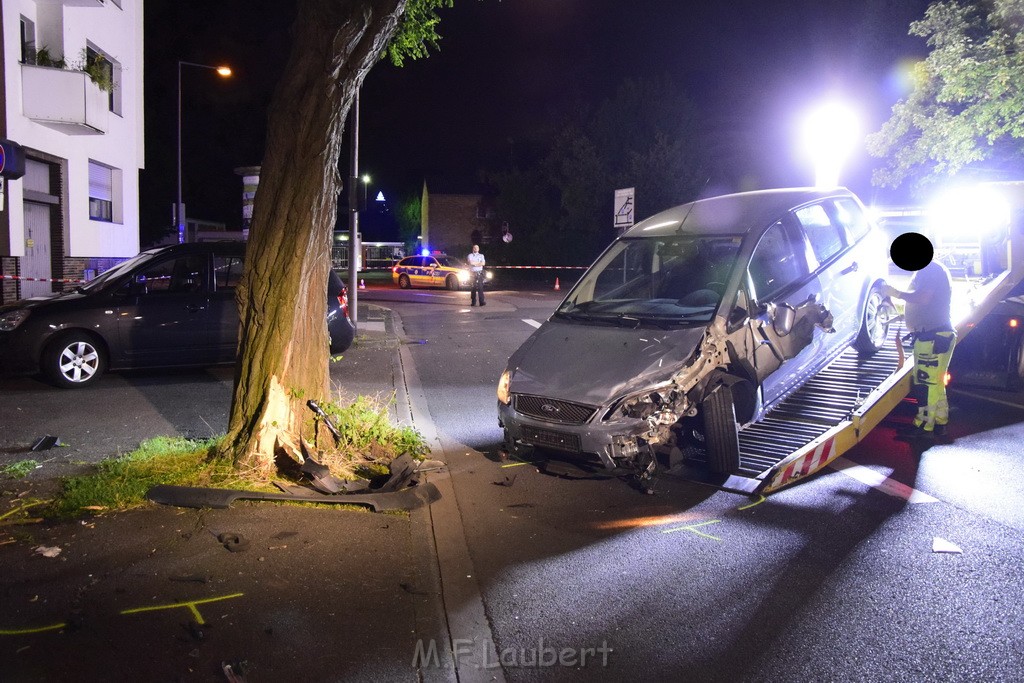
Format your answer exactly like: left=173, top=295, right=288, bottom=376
left=772, top=303, right=796, bottom=336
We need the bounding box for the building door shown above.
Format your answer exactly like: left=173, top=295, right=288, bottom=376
left=21, top=201, right=53, bottom=299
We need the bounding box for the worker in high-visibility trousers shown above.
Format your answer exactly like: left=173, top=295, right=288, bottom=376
left=883, top=254, right=956, bottom=437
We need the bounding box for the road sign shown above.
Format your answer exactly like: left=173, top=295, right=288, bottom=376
left=0, top=138, right=26, bottom=180
left=614, top=187, right=634, bottom=231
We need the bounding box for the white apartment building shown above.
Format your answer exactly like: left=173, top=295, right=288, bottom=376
left=1, top=0, right=143, bottom=303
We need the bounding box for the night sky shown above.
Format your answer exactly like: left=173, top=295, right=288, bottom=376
left=140, top=0, right=932, bottom=241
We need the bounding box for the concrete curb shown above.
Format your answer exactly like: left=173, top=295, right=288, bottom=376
left=385, top=307, right=507, bottom=683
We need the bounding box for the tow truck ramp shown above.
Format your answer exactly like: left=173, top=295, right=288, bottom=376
left=681, top=241, right=1024, bottom=496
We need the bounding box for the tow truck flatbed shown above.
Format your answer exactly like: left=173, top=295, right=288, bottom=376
left=679, top=217, right=1024, bottom=496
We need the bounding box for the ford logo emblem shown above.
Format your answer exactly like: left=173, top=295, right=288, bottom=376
left=540, top=404, right=558, bottom=413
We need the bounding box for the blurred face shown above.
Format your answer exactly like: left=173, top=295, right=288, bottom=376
left=472, top=245, right=480, bottom=253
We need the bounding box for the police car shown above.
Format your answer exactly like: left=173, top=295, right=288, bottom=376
left=391, top=254, right=492, bottom=290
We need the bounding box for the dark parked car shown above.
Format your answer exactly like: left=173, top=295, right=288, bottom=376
left=0, top=242, right=355, bottom=388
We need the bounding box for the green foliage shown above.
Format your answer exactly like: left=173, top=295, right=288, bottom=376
left=867, top=0, right=1024, bottom=191
left=489, top=75, right=708, bottom=265
left=385, top=0, right=455, bottom=67
left=318, top=395, right=429, bottom=461
left=30, top=46, right=113, bottom=92
left=396, top=191, right=423, bottom=253
left=1, top=460, right=38, bottom=480
left=49, top=437, right=227, bottom=518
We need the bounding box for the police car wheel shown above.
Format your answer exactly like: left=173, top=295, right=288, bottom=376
left=398, top=274, right=411, bottom=289
left=446, top=274, right=459, bottom=291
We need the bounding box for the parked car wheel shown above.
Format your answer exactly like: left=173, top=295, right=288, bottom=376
left=446, top=274, right=460, bottom=291
left=398, top=274, right=411, bottom=289
left=43, top=332, right=107, bottom=388
left=702, top=384, right=741, bottom=474
left=854, top=285, right=896, bottom=355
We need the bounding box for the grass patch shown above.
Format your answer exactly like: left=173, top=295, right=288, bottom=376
left=1, top=459, right=39, bottom=480
left=45, top=396, right=429, bottom=519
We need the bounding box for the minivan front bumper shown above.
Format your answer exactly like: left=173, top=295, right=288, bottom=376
left=498, top=399, right=648, bottom=469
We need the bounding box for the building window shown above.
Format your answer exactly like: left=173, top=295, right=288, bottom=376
left=89, top=160, right=123, bottom=224
left=86, top=44, right=121, bottom=115
left=20, top=17, right=35, bottom=64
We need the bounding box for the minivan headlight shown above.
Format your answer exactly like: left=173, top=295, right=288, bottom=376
left=0, top=309, right=29, bottom=332
left=497, top=368, right=513, bottom=405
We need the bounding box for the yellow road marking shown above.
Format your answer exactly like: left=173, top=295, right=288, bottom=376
left=0, top=622, right=66, bottom=635
left=738, top=495, right=766, bottom=511
left=661, top=520, right=722, bottom=540
left=121, top=592, right=244, bottom=625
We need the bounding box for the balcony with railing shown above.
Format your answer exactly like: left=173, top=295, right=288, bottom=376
left=21, top=64, right=109, bottom=135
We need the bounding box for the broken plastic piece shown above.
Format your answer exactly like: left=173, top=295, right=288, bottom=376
left=932, top=537, right=963, bottom=554
left=30, top=435, right=60, bottom=451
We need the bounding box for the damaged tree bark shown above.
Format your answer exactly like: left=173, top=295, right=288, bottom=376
left=219, top=0, right=409, bottom=475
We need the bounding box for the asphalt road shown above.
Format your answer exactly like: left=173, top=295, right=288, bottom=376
left=374, top=283, right=1024, bottom=682
left=3, top=281, right=1024, bottom=681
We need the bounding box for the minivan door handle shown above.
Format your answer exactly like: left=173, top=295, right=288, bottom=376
left=841, top=261, right=859, bottom=275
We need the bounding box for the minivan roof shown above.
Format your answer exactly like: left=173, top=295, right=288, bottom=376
left=624, top=187, right=856, bottom=238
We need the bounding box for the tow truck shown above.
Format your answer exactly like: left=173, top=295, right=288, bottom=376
left=680, top=181, right=1024, bottom=495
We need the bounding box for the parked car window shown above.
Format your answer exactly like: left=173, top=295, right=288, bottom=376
left=213, top=255, right=244, bottom=291
left=133, top=255, right=208, bottom=295
left=795, top=203, right=845, bottom=267
left=748, top=221, right=807, bottom=302
left=831, top=198, right=872, bottom=242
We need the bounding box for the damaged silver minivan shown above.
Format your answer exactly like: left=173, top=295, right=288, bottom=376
left=497, top=188, right=892, bottom=479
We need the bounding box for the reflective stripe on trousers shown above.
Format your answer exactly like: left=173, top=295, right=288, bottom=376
left=910, top=330, right=957, bottom=431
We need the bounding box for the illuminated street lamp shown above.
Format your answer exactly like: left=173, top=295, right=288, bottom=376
left=177, top=61, right=231, bottom=243
left=361, top=174, right=371, bottom=211
left=801, top=101, right=860, bottom=188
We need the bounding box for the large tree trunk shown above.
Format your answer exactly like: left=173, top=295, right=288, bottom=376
left=220, top=0, right=407, bottom=474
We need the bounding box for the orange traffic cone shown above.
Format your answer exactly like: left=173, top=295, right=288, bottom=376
left=554, top=277, right=560, bottom=291
left=359, top=279, right=366, bottom=289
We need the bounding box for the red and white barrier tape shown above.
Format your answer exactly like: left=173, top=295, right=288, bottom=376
left=0, top=274, right=88, bottom=284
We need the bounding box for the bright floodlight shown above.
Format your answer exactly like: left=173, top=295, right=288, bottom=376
left=802, top=101, right=860, bottom=188
left=216, top=66, right=232, bottom=77
left=928, top=185, right=1011, bottom=241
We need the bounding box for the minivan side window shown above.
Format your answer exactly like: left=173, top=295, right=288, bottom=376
left=748, top=221, right=807, bottom=302
left=830, top=198, right=871, bottom=242
left=795, top=203, right=845, bottom=268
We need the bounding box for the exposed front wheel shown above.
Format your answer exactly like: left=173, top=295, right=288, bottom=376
left=855, top=285, right=897, bottom=355
left=43, top=333, right=107, bottom=388
left=398, top=274, right=411, bottom=289
left=702, top=384, right=741, bottom=474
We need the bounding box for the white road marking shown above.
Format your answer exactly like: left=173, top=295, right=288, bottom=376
left=523, top=319, right=542, bottom=329
left=949, top=388, right=1024, bottom=411
left=829, top=457, right=940, bottom=504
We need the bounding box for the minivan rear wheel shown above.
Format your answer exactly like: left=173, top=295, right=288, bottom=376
left=43, top=332, right=107, bottom=389
left=855, top=284, right=897, bottom=356
left=702, top=384, right=741, bottom=474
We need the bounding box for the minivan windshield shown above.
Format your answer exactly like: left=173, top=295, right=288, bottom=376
left=556, top=236, right=742, bottom=326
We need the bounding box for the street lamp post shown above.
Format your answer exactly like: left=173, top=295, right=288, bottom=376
left=361, top=174, right=371, bottom=212
left=177, top=61, right=231, bottom=244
